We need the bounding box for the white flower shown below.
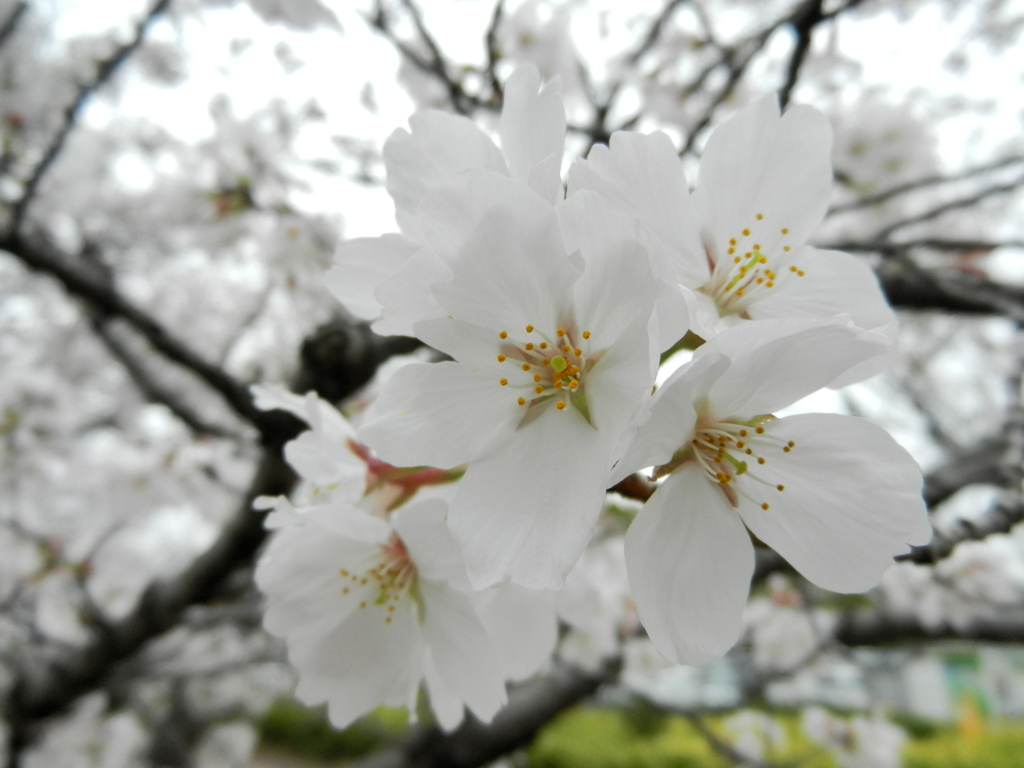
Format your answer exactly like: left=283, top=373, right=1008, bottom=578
left=569, top=95, right=897, bottom=383
left=802, top=706, right=906, bottom=768
left=615, top=317, right=932, bottom=665
left=255, top=497, right=555, bottom=731
left=252, top=384, right=365, bottom=502
left=326, top=64, right=566, bottom=333
left=557, top=535, right=634, bottom=671
left=723, top=710, right=786, bottom=763
left=743, top=574, right=835, bottom=672
left=359, top=170, right=664, bottom=590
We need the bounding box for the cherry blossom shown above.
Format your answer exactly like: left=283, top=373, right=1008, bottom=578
left=252, top=386, right=556, bottom=729
left=255, top=497, right=508, bottom=730
left=326, top=64, right=566, bottom=334
left=615, top=317, right=932, bottom=665
left=802, top=706, right=906, bottom=768
left=568, top=94, right=898, bottom=383
left=359, top=170, right=664, bottom=590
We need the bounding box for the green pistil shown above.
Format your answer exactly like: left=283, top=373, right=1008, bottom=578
left=723, top=452, right=748, bottom=475
left=551, top=355, right=568, bottom=372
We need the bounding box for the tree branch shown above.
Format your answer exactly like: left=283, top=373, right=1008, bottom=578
left=8, top=0, right=172, bottom=231
left=4, top=320, right=420, bottom=747
left=89, top=313, right=238, bottom=438
left=777, top=0, right=824, bottom=108
left=836, top=609, right=1024, bottom=646
left=348, top=659, right=621, bottom=768
left=829, top=154, right=1024, bottom=215
left=1, top=232, right=266, bottom=432
left=0, top=1, right=27, bottom=52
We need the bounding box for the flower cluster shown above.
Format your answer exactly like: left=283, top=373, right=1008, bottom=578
left=254, top=64, right=931, bottom=730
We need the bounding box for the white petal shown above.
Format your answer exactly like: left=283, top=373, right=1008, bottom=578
left=359, top=361, right=521, bottom=469
left=419, top=579, right=508, bottom=724
left=255, top=505, right=389, bottom=634
left=290, top=598, right=423, bottom=730
left=568, top=130, right=708, bottom=287
left=557, top=190, right=669, bottom=347
left=373, top=246, right=451, bottom=337
left=695, top=96, right=832, bottom=264
left=474, top=582, right=558, bottom=680
left=413, top=316, right=506, bottom=364
left=611, top=352, right=729, bottom=484
left=424, top=171, right=579, bottom=334
left=748, top=247, right=896, bottom=333
left=284, top=430, right=365, bottom=496
left=700, top=317, right=891, bottom=420
left=499, top=64, right=566, bottom=204
left=250, top=383, right=308, bottom=421
left=391, top=499, right=469, bottom=587
left=585, top=316, right=659, bottom=452
left=422, top=646, right=467, bottom=731
left=735, top=414, right=931, bottom=594
left=625, top=464, right=754, bottom=666
left=384, top=112, right=508, bottom=241
left=325, top=234, right=419, bottom=321
left=449, top=405, right=612, bottom=590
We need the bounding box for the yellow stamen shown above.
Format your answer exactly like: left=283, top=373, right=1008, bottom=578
left=525, top=342, right=534, bottom=350
left=499, top=378, right=508, bottom=386
left=556, top=401, right=566, bottom=410
left=756, top=213, right=764, bottom=220
left=582, top=331, right=591, bottom=339
left=522, top=363, right=531, bottom=371
left=499, top=331, right=508, bottom=339
left=497, top=354, right=506, bottom=363
left=525, top=324, right=534, bottom=333
left=518, top=397, right=526, bottom=406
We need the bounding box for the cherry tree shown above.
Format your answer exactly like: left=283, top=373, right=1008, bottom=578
left=2, top=1, right=1024, bottom=767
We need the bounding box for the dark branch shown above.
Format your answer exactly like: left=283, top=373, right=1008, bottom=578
left=1, top=232, right=265, bottom=432
left=484, top=0, right=504, bottom=106
left=872, top=171, right=1024, bottom=240
left=9, top=0, right=172, bottom=231
left=6, top=320, right=419, bottom=744
left=0, top=1, right=27, bottom=51
left=829, top=154, right=1024, bottom=215
left=349, top=659, right=621, bottom=768
left=836, top=609, right=1024, bottom=646
left=778, top=0, right=824, bottom=108
left=874, top=261, right=1024, bottom=317
left=627, top=0, right=689, bottom=64
left=828, top=237, right=1024, bottom=253
left=89, top=313, right=238, bottom=438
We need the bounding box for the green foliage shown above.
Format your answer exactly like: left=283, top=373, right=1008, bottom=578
left=527, top=707, right=838, bottom=768
left=258, top=698, right=408, bottom=762
left=903, top=722, right=1024, bottom=768
left=889, top=710, right=943, bottom=739
left=524, top=705, right=1024, bottom=768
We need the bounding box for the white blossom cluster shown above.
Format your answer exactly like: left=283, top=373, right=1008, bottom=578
left=253, top=64, right=932, bottom=731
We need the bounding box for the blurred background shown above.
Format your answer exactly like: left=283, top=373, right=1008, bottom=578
left=2, top=0, right=1024, bottom=766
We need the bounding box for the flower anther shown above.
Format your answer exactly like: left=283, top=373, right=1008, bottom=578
left=653, top=413, right=797, bottom=512
left=496, top=325, right=598, bottom=423
left=341, top=532, right=419, bottom=625
left=701, top=214, right=806, bottom=316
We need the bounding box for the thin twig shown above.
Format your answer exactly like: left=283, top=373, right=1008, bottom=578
left=871, top=171, right=1024, bottom=240
left=9, top=0, right=172, bottom=231
left=0, top=1, right=28, bottom=52
left=829, top=154, right=1024, bottom=215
